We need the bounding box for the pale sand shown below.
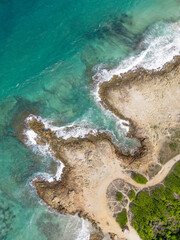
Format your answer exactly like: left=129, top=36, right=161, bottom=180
left=99, top=56, right=180, bottom=172
left=28, top=118, right=180, bottom=240
left=82, top=154, right=180, bottom=240
left=25, top=57, right=180, bottom=240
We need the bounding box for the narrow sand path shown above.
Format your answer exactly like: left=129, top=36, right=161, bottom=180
left=90, top=154, right=180, bottom=240
left=27, top=116, right=180, bottom=240
left=121, top=154, right=180, bottom=240
left=145, top=154, right=180, bottom=187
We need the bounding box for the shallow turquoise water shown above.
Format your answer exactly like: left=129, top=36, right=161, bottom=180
left=0, top=0, right=180, bottom=239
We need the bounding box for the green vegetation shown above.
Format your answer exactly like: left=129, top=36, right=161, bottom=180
left=159, top=158, right=164, bottom=164
left=116, top=209, right=128, bottom=228
left=169, top=142, right=177, bottom=151
left=131, top=172, right=148, bottom=184
left=117, top=192, right=123, bottom=201
left=130, top=162, right=180, bottom=240
left=164, top=162, right=180, bottom=195
left=128, top=189, right=136, bottom=201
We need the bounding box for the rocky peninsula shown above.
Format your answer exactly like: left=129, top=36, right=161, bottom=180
left=24, top=56, right=180, bottom=240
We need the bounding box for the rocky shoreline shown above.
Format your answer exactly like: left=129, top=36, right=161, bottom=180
left=99, top=55, right=180, bottom=170
left=27, top=117, right=142, bottom=239
left=24, top=56, right=180, bottom=240
left=28, top=117, right=138, bottom=239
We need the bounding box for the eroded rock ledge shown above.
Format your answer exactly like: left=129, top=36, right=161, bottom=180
left=99, top=56, right=180, bottom=171
left=28, top=117, right=144, bottom=239
left=25, top=56, right=180, bottom=240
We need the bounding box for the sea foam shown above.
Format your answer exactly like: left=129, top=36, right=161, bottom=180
left=25, top=114, right=98, bottom=140
left=24, top=20, right=180, bottom=184
left=91, top=20, right=180, bottom=136
left=24, top=114, right=99, bottom=182
left=24, top=115, right=65, bottom=182
left=93, top=20, right=180, bottom=85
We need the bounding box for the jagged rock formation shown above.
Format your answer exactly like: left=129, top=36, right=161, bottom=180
left=23, top=56, right=180, bottom=240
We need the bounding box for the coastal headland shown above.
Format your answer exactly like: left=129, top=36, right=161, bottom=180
left=24, top=56, right=180, bottom=240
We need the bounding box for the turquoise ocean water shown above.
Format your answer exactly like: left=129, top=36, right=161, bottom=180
left=0, top=0, right=180, bottom=239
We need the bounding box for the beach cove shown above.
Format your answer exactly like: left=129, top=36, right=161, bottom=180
left=0, top=0, right=180, bottom=239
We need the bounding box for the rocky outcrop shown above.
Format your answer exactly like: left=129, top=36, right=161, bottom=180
left=27, top=117, right=143, bottom=239
left=90, top=232, right=104, bottom=240
left=99, top=55, right=180, bottom=171
left=24, top=56, right=180, bottom=240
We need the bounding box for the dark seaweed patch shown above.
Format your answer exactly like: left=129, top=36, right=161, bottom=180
left=85, top=14, right=140, bottom=49
left=0, top=96, right=43, bottom=138
left=0, top=191, right=16, bottom=240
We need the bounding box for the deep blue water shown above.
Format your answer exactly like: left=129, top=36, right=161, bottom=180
left=0, top=0, right=180, bottom=239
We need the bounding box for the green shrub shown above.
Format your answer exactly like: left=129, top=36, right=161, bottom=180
left=116, top=209, right=128, bottom=228
left=164, top=162, right=180, bottom=195
left=169, top=142, right=177, bottom=151
left=117, top=192, right=123, bottom=201
left=129, top=189, right=136, bottom=201
left=130, top=162, right=180, bottom=240
left=131, top=172, right=148, bottom=184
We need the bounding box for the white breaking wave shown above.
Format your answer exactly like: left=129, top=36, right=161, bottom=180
left=91, top=20, right=180, bottom=135
left=24, top=115, right=65, bottom=182
left=60, top=215, right=91, bottom=240
left=24, top=20, right=180, bottom=167
left=24, top=19, right=180, bottom=240
left=56, top=124, right=97, bottom=139
left=29, top=160, right=65, bottom=183
left=75, top=219, right=91, bottom=240
left=24, top=128, right=51, bottom=158
left=25, top=129, right=37, bottom=145
left=44, top=160, right=65, bottom=183
left=24, top=126, right=52, bottom=157
left=24, top=114, right=99, bottom=182
left=93, top=20, right=180, bottom=85
left=25, top=114, right=98, bottom=140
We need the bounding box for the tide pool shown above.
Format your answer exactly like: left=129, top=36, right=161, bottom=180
left=0, top=0, right=180, bottom=239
